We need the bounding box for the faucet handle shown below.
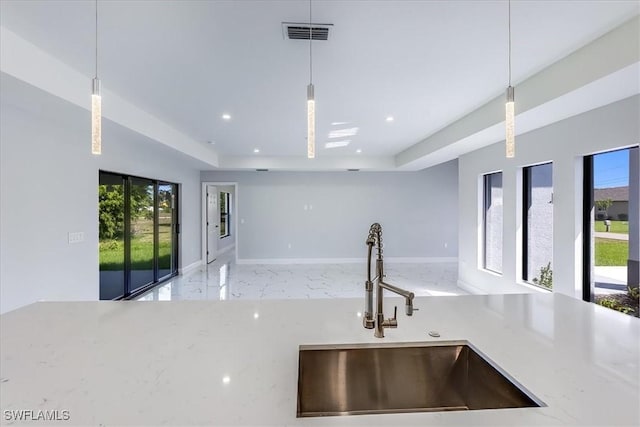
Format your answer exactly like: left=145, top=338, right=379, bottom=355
left=393, top=305, right=397, bottom=320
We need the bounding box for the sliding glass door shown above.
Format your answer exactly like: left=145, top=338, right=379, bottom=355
left=99, top=171, right=179, bottom=300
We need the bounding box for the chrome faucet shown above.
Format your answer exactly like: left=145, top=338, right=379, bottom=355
left=363, top=223, right=416, bottom=338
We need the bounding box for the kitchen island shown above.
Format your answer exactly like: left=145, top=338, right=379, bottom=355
left=1, top=293, right=638, bottom=426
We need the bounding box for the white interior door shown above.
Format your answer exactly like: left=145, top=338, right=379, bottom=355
left=207, top=185, right=218, bottom=263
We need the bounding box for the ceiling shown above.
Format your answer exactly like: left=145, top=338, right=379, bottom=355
left=1, top=0, right=638, bottom=170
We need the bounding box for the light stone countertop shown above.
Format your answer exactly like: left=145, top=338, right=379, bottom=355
left=1, top=293, right=639, bottom=426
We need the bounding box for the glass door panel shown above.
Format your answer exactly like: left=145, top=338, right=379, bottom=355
left=158, top=183, right=177, bottom=280
left=129, top=177, right=155, bottom=292
left=99, top=172, right=126, bottom=300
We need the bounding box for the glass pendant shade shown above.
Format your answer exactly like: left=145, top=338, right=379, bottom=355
left=91, top=77, right=102, bottom=155
left=505, top=86, right=515, bottom=158
left=307, top=83, right=315, bottom=159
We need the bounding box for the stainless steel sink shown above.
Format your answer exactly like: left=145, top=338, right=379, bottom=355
left=297, top=341, right=543, bottom=417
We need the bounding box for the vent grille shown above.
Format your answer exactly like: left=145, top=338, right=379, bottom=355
left=282, top=22, right=332, bottom=41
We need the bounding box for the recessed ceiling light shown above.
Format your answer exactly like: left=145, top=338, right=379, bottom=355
left=356, top=149, right=362, bottom=154
left=222, top=113, right=231, bottom=121
left=331, top=121, right=349, bottom=126
left=253, top=148, right=260, bottom=153
left=385, top=116, right=394, bottom=122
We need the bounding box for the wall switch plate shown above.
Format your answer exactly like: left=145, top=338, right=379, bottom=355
left=68, top=232, right=84, bottom=244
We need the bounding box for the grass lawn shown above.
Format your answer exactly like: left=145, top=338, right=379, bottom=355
left=100, top=219, right=173, bottom=270
left=594, top=220, right=629, bottom=234
left=595, top=238, right=628, bottom=266
left=100, top=239, right=172, bottom=270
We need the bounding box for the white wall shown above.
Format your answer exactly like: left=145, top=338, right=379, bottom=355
left=458, top=95, right=640, bottom=298
left=201, top=162, right=459, bottom=262
left=0, top=74, right=205, bottom=313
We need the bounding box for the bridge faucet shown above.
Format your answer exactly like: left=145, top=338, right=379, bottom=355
left=363, top=223, right=416, bottom=338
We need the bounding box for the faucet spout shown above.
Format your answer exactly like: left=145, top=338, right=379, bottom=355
left=379, top=281, right=415, bottom=316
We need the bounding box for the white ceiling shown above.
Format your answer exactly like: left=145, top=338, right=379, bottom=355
left=1, top=0, right=638, bottom=168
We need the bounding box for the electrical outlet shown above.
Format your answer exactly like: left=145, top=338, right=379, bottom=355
left=68, top=232, right=85, bottom=244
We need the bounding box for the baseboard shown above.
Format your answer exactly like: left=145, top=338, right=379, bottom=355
left=386, top=257, right=458, bottom=263
left=236, top=257, right=457, bottom=265
left=179, top=260, right=201, bottom=275
left=456, top=279, right=486, bottom=295
left=217, top=244, right=235, bottom=257
left=236, top=258, right=362, bottom=265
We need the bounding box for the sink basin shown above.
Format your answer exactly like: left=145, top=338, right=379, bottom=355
left=296, top=341, right=543, bottom=417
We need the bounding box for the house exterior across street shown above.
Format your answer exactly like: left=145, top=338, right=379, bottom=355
left=595, top=186, right=629, bottom=220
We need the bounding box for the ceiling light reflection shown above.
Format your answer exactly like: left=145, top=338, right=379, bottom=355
left=328, top=127, right=359, bottom=139
left=324, top=140, right=351, bottom=149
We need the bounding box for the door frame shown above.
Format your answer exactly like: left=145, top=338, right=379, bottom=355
left=201, top=182, right=239, bottom=265
left=206, top=184, right=218, bottom=263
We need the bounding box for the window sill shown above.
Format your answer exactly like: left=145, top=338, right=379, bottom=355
left=517, top=280, right=552, bottom=293
left=480, top=268, right=503, bottom=277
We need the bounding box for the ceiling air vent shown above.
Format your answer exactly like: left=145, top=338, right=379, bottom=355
left=282, top=22, right=332, bottom=41
left=256, top=169, right=269, bottom=172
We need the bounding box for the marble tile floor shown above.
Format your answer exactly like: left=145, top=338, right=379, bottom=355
left=137, top=250, right=467, bottom=301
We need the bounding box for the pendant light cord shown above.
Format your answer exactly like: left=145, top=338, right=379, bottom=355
left=309, top=0, right=313, bottom=84
left=508, top=0, right=511, bottom=86
left=95, top=0, right=98, bottom=79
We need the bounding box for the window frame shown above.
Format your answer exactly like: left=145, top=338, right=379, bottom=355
left=522, top=162, right=554, bottom=290
left=482, top=171, right=503, bottom=274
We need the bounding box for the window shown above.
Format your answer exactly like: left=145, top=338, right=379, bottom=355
left=220, top=192, right=231, bottom=238
left=483, top=172, right=503, bottom=273
left=523, top=163, right=553, bottom=290
left=584, top=147, right=639, bottom=317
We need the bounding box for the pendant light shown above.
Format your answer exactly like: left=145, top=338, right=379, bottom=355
left=505, top=0, right=515, bottom=158
left=91, top=0, right=102, bottom=155
left=307, top=0, right=315, bottom=159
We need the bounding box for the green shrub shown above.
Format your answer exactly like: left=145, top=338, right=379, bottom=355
left=532, top=262, right=553, bottom=289
left=597, top=298, right=635, bottom=315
